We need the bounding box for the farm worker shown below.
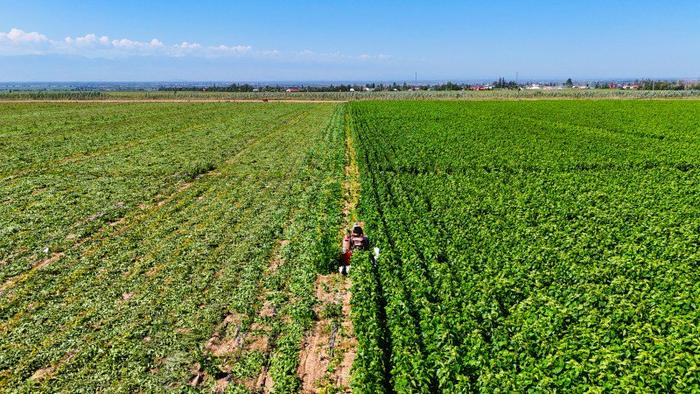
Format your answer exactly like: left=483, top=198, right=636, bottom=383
left=350, top=223, right=369, bottom=250
left=340, top=231, right=352, bottom=274
left=339, top=223, right=369, bottom=275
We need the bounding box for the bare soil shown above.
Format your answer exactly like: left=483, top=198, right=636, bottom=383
left=205, top=313, right=244, bottom=357
left=298, top=275, right=356, bottom=393
left=28, top=351, right=76, bottom=382
left=334, top=283, right=356, bottom=389
left=29, top=366, right=54, bottom=382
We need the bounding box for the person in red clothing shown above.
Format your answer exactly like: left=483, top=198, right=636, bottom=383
left=339, top=222, right=368, bottom=275
left=341, top=231, right=352, bottom=274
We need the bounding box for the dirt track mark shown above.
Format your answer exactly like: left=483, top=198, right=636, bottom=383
left=204, top=237, right=292, bottom=392
left=298, top=275, right=355, bottom=393
left=0, top=252, right=64, bottom=296
left=236, top=238, right=289, bottom=394
left=205, top=313, right=245, bottom=357
left=28, top=351, right=76, bottom=383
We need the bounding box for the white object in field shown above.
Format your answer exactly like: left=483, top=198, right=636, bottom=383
left=372, top=247, right=380, bottom=268
left=43, top=247, right=49, bottom=254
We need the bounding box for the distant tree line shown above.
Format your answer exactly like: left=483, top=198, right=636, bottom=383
left=158, top=80, right=520, bottom=92
left=588, top=79, right=700, bottom=90
left=636, top=80, right=700, bottom=90
left=494, top=78, right=519, bottom=89
left=160, top=84, right=273, bottom=92
left=156, top=78, right=700, bottom=93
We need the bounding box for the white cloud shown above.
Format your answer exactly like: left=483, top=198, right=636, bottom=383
left=64, top=34, right=110, bottom=47
left=171, top=41, right=203, bottom=57
left=171, top=42, right=253, bottom=57
left=0, top=27, right=391, bottom=63
left=0, top=28, right=48, bottom=44
left=149, top=38, right=164, bottom=48
left=110, top=37, right=163, bottom=49
left=110, top=38, right=136, bottom=49
left=0, top=28, right=50, bottom=55
left=175, top=41, right=202, bottom=50
left=210, top=44, right=252, bottom=55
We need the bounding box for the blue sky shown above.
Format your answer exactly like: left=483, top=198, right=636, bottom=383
left=0, top=0, right=699, bottom=82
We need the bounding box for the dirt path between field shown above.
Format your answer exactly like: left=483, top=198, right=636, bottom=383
left=0, top=99, right=347, bottom=104
left=298, top=109, right=359, bottom=393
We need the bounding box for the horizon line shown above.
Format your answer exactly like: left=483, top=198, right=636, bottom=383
left=2, top=76, right=699, bottom=85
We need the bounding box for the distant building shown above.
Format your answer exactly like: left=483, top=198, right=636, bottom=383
left=285, top=88, right=300, bottom=93
left=470, top=85, right=492, bottom=91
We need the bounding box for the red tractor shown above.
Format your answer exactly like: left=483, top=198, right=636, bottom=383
left=339, top=222, right=368, bottom=274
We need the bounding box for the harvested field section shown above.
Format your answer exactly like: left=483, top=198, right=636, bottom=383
left=0, top=102, right=345, bottom=392
left=0, top=102, right=305, bottom=283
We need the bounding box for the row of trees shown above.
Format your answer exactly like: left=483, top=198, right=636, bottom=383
left=636, top=80, right=700, bottom=90
left=159, top=81, right=514, bottom=92
left=157, top=79, right=700, bottom=93
left=587, top=79, right=700, bottom=90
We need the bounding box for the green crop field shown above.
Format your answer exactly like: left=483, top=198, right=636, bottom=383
left=1, top=100, right=699, bottom=393
left=349, top=100, right=700, bottom=393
